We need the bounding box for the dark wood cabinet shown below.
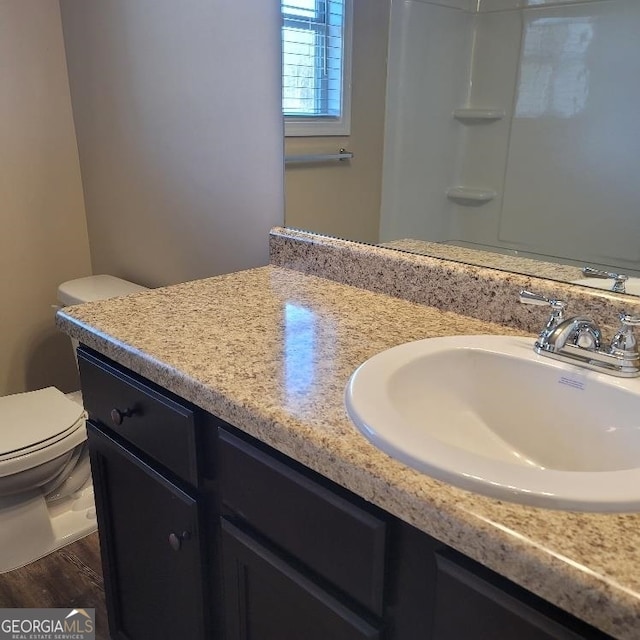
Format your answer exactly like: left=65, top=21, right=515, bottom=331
left=221, top=519, right=381, bottom=640
left=78, top=347, right=200, bottom=485
left=88, top=425, right=207, bottom=640
left=79, top=347, right=613, bottom=640
left=432, top=551, right=593, bottom=640
left=78, top=347, right=214, bottom=640
left=218, top=429, right=387, bottom=617
left=218, top=427, right=612, bottom=640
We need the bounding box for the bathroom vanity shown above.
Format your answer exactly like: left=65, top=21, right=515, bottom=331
left=56, top=230, right=640, bottom=640
left=78, top=346, right=609, bottom=640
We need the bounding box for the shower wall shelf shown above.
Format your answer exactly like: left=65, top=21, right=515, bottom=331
left=446, top=187, right=497, bottom=205
left=453, top=108, right=505, bottom=123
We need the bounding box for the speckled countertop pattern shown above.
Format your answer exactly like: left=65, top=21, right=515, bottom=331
left=57, top=265, right=640, bottom=639
left=381, top=238, right=584, bottom=282
left=271, top=227, right=640, bottom=337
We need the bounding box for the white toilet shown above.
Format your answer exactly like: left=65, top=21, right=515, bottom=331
left=0, top=275, right=148, bottom=573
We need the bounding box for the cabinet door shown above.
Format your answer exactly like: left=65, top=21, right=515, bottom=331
left=433, top=552, right=607, bottom=640
left=221, top=519, right=381, bottom=640
left=88, top=423, right=207, bottom=640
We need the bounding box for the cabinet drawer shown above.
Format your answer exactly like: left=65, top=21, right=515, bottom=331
left=78, top=347, right=199, bottom=485
left=219, top=429, right=387, bottom=616
left=222, top=519, right=381, bottom=640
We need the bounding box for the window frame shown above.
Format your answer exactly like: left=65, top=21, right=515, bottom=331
left=282, top=0, right=353, bottom=138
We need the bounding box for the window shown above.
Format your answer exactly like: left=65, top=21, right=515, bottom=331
left=281, top=0, right=352, bottom=137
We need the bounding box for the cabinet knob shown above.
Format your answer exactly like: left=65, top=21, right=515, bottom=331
left=110, top=407, right=136, bottom=426
left=168, top=530, right=191, bottom=551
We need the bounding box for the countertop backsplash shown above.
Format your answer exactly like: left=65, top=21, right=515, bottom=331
left=270, top=227, right=640, bottom=337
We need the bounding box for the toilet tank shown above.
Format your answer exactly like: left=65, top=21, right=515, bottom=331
left=57, top=274, right=148, bottom=307
left=57, top=275, right=149, bottom=371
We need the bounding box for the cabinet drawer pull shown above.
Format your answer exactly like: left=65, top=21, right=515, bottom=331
left=110, top=407, right=137, bottom=426
left=168, top=530, right=191, bottom=551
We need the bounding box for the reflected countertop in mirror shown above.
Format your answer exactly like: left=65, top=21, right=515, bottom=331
left=380, top=238, right=584, bottom=283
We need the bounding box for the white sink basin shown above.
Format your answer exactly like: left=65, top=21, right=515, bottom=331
left=572, top=277, right=640, bottom=296
left=345, top=335, right=640, bottom=511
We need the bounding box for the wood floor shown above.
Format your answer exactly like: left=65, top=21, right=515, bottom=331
left=0, top=532, right=109, bottom=639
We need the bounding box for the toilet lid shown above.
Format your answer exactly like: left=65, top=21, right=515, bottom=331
left=0, top=387, right=86, bottom=457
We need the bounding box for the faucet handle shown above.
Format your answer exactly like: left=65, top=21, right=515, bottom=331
left=610, top=313, right=640, bottom=359
left=519, top=291, right=569, bottom=348
left=581, top=267, right=628, bottom=293
left=519, top=290, right=567, bottom=315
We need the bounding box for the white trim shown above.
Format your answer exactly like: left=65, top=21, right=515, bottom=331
left=284, top=0, right=353, bottom=137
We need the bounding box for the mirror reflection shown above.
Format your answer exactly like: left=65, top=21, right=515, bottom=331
left=283, top=0, right=640, bottom=295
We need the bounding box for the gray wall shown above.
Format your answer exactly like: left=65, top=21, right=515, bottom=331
left=60, top=0, right=284, bottom=287
left=0, top=1, right=91, bottom=395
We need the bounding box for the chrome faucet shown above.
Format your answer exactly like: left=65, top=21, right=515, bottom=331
left=519, top=290, right=640, bottom=377
left=581, top=267, right=628, bottom=294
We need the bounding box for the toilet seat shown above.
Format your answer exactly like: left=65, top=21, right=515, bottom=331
left=0, top=388, right=87, bottom=477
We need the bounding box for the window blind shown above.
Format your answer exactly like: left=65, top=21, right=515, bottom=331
left=281, top=0, right=346, bottom=119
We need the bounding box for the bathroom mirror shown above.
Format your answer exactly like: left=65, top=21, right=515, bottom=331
left=283, top=0, right=640, bottom=295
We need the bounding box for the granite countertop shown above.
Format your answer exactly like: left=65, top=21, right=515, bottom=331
left=56, top=265, right=640, bottom=639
